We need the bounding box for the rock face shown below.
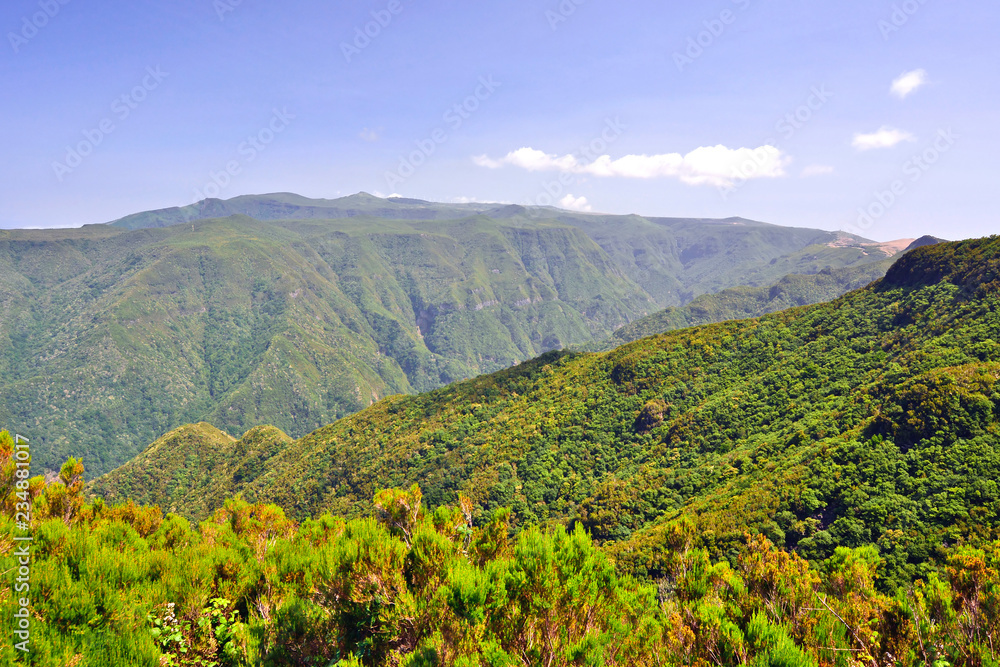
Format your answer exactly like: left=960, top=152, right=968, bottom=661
left=634, top=399, right=670, bottom=434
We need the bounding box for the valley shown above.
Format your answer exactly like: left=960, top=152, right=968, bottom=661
left=0, top=194, right=902, bottom=476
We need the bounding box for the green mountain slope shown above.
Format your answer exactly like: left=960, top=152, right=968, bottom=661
left=4, top=194, right=901, bottom=477
left=1, top=214, right=652, bottom=476
left=105, top=193, right=896, bottom=308
left=538, top=211, right=888, bottom=306
left=601, top=235, right=947, bottom=348
left=94, top=236, right=1000, bottom=588
left=602, top=258, right=896, bottom=349
left=88, top=422, right=293, bottom=517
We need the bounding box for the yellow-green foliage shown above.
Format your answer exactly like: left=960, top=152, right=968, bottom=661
left=89, top=423, right=292, bottom=521
left=110, top=236, right=996, bottom=592
left=4, top=450, right=1000, bottom=666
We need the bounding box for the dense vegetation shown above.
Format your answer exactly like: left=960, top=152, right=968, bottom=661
left=599, top=236, right=943, bottom=349
left=6, top=235, right=1000, bottom=666
left=0, top=211, right=648, bottom=476
left=0, top=194, right=892, bottom=477
left=5, top=435, right=1000, bottom=666
left=596, top=258, right=890, bottom=349
left=94, top=237, right=1000, bottom=596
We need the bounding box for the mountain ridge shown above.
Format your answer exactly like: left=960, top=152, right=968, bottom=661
left=600, top=234, right=948, bottom=348
left=103, top=192, right=499, bottom=230
left=2, top=213, right=652, bottom=475
left=92, top=237, right=1000, bottom=593
left=101, top=192, right=911, bottom=308
left=3, top=193, right=917, bottom=476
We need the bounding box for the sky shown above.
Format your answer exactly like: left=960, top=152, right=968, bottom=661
left=1, top=0, right=997, bottom=241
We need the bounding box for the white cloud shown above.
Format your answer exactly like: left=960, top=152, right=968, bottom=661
left=891, top=69, right=928, bottom=99
left=359, top=127, right=381, bottom=142
left=801, top=164, right=835, bottom=177
left=474, top=148, right=579, bottom=172
left=852, top=126, right=916, bottom=151
left=474, top=144, right=790, bottom=187
left=558, top=194, right=593, bottom=212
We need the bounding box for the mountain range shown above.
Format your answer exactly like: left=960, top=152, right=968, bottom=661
left=4, top=206, right=997, bottom=666
left=2, top=193, right=910, bottom=476
left=599, top=234, right=943, bottom=349
left=92, top=235, right=1000, bottom=592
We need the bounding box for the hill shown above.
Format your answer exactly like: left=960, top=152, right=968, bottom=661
left=86, top=422, right=294, bottom=517
left=103, top=193, right=898, bottom=308
left=601, top=235, right=946, bottom=348
left=93, top=236, right=1000, bottom=591
left=3, top=194, right=900, bottom=476
left=0, top=214, right=651, bottom=476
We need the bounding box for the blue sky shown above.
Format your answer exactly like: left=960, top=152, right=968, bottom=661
left=1, top=0, right=996, bottom=241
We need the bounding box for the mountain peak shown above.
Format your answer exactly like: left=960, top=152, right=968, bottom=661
left=905, top=235, right=948, bottom=252
left=880, top=235, right=1000, bottom=291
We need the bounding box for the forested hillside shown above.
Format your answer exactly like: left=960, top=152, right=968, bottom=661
left=600, top=235, right=944, bottom=348
left=0, top=214, right=650, bottom=475
left=0, top=194, right=894, bottom=476
left=94, top=236, right=1000, bottom=595
left=599, top=257, right=896, bottom=349
left=6, top=431, right=1000, bottom=666
left=3, top=235, right=998, bottom=666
